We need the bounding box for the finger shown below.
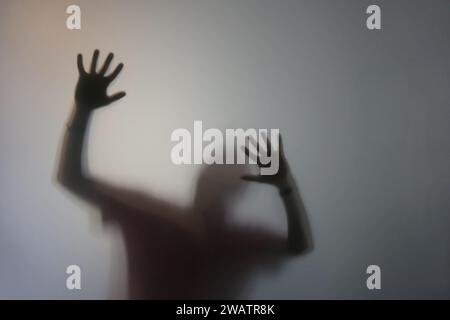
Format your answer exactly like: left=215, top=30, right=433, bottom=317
left=248, top=135, right=267, bottom=166
left=99, top=53, right=114, bottom=76
left=77, top=54, right=86, bottom=75
left=241, top=174, right=266, bottom=183
left=279, top=133, right=284, bottom=155
left=243, top=145, right=250, bottom=157
left=242, top=146, right=258, bottom=164
left=108, top=91, right=126, bottom=104
left=249, top=134, right=267, bottom=155
left=248, top=135, right=258, bottom=149
left=261, top=131, right=271, bottom=153
left=90, top=49, right=100, bottom=73
left=107, top=63, right=124, bottom=82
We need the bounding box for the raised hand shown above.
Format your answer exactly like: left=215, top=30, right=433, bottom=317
left=242, top=133, right=290, bottom=189
left=75, top=49, right=126, bottom=110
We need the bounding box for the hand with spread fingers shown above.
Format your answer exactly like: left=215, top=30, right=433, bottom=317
left=75, top=49, right=126, bottom=110
left=242, top=133, right=290, bottom=190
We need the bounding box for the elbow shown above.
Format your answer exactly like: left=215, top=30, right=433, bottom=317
left=57, top=170, right=86, bottom=194
left=56, top=173, right=94, bottom=202
left=57, top=170, right=69, bottom=189
left=288, top=238, right=313, bottom=256
left=57, top=170, right=73, bottom=190
left=56, top=170, right=66, bottom=186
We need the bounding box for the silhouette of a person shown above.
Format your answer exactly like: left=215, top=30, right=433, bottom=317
left=57, top=50, right=312, bottom=299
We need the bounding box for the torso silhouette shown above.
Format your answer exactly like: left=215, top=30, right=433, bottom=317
left=95, top=184, right=285, bottom=299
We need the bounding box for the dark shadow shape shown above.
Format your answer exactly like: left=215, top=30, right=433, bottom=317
left=56, top=50, right=312, bottom=299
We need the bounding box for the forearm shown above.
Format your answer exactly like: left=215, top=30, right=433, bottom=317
left=279, top=173, right=312, bottom=254
left=57, top=106, right=93, bottom=191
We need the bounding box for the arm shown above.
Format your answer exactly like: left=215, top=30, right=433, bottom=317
left=242, top=134, right=313, bottom=255
left=58, top=50, right=126, bottom=202
left=58, top=50, right=189, bottom=230
left=276, top=170, right=312, bottom=255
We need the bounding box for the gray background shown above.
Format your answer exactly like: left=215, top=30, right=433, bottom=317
left=0, top=0, right=449, bottom=299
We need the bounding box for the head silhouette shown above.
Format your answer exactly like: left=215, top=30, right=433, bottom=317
left=192, top=164, right=247, bottom=227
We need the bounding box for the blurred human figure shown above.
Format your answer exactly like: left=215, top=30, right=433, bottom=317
left=57, top=50, right=312, bottom=299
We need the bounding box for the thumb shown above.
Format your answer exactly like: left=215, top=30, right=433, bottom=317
left=108, top=91, right=126, bottom=104
left=241, top=174, right=266, bottom=183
